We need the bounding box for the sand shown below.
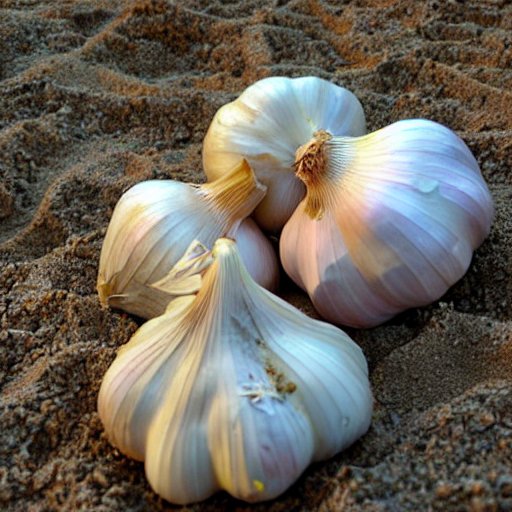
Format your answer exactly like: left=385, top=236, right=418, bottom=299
left=1, top=0, right=511, bottom=510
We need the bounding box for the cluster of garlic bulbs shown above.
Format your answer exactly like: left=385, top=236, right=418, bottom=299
left=97, top=76, right=493, bottom=505
left=204, top=77, right=494, bottom=328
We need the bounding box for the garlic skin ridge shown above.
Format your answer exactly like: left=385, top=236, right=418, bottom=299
left=280, top=119, right=494, bottom=328
left=98, top=238, right=373, bottom=504
left=97, top=160, right=279, bottom=319
left=203, top=76, right=366, bottom=232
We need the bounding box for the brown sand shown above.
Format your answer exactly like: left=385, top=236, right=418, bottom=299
left=1, top=0, right=511, bottom=510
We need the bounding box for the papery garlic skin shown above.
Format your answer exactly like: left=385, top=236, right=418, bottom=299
left=98, top=239, right=372, bottom=504
left=203, top=76, right=366, bottom=231
left=281, top=119, right=494, bottom=328
left=97, top=160, right=279, bottom=319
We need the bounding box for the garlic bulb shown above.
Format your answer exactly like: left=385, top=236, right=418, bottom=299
left=97, top=160, right=279, bottom=319
left=203, top=76, right=366, bottom=231
left=98, top=238, right=372, bottom=504
left=280, top=119, right=494, bottom=328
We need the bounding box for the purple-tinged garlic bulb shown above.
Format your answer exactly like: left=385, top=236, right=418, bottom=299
left=280, top=119, right=494, bottom=328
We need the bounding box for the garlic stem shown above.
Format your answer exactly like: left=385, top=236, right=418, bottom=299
left=200, top=159, right=266, bottom=236
left=295, top=131, right=357, bottom=219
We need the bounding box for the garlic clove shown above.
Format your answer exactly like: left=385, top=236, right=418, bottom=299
left=282, top=209, right=402, bottom=327
left=281, top=119, right=494, bottom=328
left=97, top=294, right=196, bottom=460
left=203, top=76, right=366, bottom=232
left=98, top=159, right=280, bottom=318
left=98, top=238, right=372, bottom=504
left=235, top=217, right=279, bottom=292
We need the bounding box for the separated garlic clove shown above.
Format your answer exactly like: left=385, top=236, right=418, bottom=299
left=281, top=119, right=494, bottom=328
left=203, top=76, right=366, bottom=232
left=97, top=160, right=279, bottom=319
left=98, top=238, right=372, bottom=504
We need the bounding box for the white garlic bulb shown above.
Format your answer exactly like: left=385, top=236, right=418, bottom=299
left=98, top=238, right=372, bottom=504
left=98, top=160, right=279, bottom=319
left=280, top=119, right=494, bottom=328
left=203, top=76, right=366, bottom=232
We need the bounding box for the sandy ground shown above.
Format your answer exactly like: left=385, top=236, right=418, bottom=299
left=1, top=0, right=511, bottom=510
